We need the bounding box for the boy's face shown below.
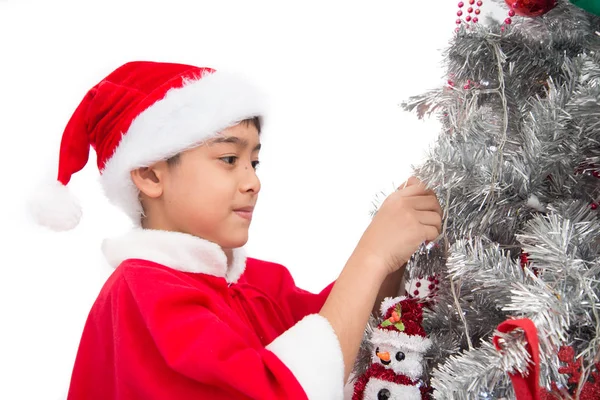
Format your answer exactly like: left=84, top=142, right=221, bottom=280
left=158, top=122, right=261, bottom=249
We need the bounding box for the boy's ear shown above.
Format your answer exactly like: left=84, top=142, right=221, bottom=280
left=130, top=162, right=168, bottom=199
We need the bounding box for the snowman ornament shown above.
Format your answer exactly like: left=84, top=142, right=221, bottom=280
left=353, top=296, right=432, bottom=400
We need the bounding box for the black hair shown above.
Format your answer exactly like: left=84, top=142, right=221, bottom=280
left=166, top=116, right=261, bottom=166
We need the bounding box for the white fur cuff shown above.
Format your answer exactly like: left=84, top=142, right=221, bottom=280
left=266, top=314, right=344, bottom=399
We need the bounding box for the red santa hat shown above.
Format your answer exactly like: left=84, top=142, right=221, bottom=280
left=29, top=61, right=267, bottom=231
left=372, top=296, right=431, bottom=353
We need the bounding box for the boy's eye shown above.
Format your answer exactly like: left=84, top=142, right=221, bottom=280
left=220, top=156, right=237, bottom=165
left=252, top=160, right=260, bottom=170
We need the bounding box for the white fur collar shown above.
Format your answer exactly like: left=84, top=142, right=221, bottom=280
left=101, top=229, right=247, bottom=283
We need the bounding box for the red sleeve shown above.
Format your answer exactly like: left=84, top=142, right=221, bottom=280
left=123, top=263, right=344, bottom=400
left=244, top=258, right=335, bottom=323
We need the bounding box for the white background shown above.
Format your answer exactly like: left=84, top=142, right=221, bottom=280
left=0, top=0, right=507, bottom=398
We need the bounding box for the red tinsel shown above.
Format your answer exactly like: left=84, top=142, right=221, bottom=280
left=540, top=346, right=600, bottom=399
left=352, top=363, right=425, bottom=400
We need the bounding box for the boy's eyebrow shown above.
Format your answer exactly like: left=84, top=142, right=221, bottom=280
left=210, top=136, right=261, bottom=151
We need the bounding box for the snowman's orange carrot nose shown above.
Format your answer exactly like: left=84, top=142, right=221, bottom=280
left=377, top=351, right=391, bottom=362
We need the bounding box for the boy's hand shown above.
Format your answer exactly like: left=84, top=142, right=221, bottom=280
left=356, top=176, right=443, bottom=276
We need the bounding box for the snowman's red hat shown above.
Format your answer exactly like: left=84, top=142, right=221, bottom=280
left=373, top=296, right=431, bottom=353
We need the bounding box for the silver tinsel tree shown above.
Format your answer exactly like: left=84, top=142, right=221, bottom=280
left=354, top=1, right=600, bottom=399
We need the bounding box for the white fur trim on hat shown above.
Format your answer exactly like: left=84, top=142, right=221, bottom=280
left=100, top=70, right=267, bottom=225
left=371, top=328, right=432, bottom=354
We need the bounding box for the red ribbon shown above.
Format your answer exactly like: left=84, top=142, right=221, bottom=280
left=493, top=318, right=540, bottom=400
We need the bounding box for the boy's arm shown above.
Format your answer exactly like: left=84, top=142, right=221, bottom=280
left=319, top=177, right=443, bottom=383
left=318, top=250, right=389, bottom=383
left=257, top=258, right=404, bottom=325
left=373, top=267, right=405, bottom=315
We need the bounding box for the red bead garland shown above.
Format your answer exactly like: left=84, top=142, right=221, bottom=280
left=456, top=0, right=482, bottom=26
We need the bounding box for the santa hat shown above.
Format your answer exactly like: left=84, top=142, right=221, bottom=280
left=29, top=61, right=267, bottom=231
left=373, top=296, right=431, bottom=354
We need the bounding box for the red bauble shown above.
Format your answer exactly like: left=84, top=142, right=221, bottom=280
left=504, top=0, right=556, bottom=17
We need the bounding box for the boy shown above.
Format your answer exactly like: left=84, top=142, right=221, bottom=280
left=30, top=61, right=442, bottom=399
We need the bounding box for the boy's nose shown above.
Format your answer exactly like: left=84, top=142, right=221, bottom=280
left=240, top=166, right=261, bottom=194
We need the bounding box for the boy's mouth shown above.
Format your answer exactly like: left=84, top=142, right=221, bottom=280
left=233, top=206, right=254, bottom=221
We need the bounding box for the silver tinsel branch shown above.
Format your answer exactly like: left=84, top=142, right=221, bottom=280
left=356, top=0, right=600, bottom=398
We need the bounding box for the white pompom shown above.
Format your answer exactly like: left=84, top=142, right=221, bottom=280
left=28, top=180, right=82, bottom=231
left=379, top=296, right=406, bottom=318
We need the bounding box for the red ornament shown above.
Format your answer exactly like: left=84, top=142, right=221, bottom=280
left=520, top=250, right=539, bottom=276
left=473, top=16, right=479, bottom=22
left=457, top=10, right=464, bottom=16
left=505, top=17, right=512, bottom=24
left=477, top=0, right=483, bottom=5
left=520, top=252, right=529, bottom=267
left=469, top=0, right=475, bottom=3
left=504, top=0, right=556, bottom=17
left=456, top=18, right=462, bottom=24
left=458, top=1, right=464, bottom=7
left=494, top=319, right=541, bottom=400
left=592, top=203, right=598, bottom=210
left=508, top=9, right=516, bottom=16
left=468, top=6, right=474, bottom=12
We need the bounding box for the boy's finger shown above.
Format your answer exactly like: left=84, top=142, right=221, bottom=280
left=399, top=177, right=437, bottom=195
left=409, top=196, right=443, bottom=216
left=416, top=210, right=443, bottom=229
left=424, top=225, right=441, bottom=243
left=395, top=183, right=429, bottom=197
left=399, top=176, right=422, bottom=189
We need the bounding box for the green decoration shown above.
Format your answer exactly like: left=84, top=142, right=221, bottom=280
left=394, top=322, right=406, bottom=332
left=571, top=0, right=600, bottom=16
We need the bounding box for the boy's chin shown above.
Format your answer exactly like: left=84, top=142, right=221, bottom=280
left=218, top=233, right=249, bottom=249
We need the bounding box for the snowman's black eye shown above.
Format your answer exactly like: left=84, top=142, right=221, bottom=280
left=375, top=347, right=379, bottom=354
left=377, top=388, right=391, bottom=400
left=395, top=351, right=405, bottom=361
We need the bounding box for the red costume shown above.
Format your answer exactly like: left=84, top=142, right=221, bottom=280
left=68, top=229, right=344, bottom=399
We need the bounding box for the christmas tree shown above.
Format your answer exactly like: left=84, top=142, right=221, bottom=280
left=353, top=0, right=600, bottom=399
